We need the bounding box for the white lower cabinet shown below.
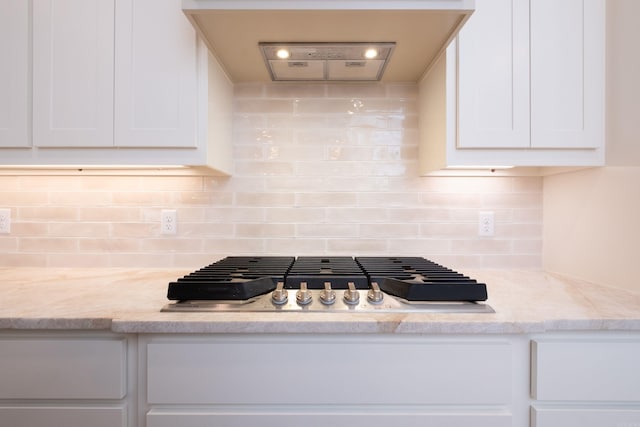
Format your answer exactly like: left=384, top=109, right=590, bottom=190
left=2, top=330, right=639, bottom=427
left=531, top=334, right=640, bottom=427
left=0, top=332, right=134, bottom=427
left=142, top=334, right=515, bottom=426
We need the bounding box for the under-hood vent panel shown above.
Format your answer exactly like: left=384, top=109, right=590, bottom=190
left=182, top=1, right=475, bottom=83
left=261, top=42, right=394, bottom=81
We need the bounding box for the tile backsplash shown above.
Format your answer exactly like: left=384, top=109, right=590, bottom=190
left=0, top=83, right=542, bottom=269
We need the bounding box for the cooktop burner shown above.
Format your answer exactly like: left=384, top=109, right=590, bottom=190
left=163, top=256, right=492, bottom=313
left=166, top=256, right=293, bottom=301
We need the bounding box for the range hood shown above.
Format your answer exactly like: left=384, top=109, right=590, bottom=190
left=259, top=42, right=396, bottom=81
left=182, top=0, right=475, bottom=83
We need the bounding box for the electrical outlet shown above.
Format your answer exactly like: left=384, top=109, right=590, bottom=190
left=478, top=211, right=494, bottom=237
left=0, top=209, right=11, bottom=234
left=161, top=209, right=177, bottom=235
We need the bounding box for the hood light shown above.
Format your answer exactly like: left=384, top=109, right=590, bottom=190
left=276, top=49, right=290, bottom=59
left=364, top=48, right=378, bottom=59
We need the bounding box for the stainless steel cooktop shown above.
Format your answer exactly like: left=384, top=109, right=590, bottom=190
left=162, top=256, right=494, bottom=314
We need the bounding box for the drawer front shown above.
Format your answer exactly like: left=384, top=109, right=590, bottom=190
left=147, top=336, right=512, bottom=405
left=0, top=337, right=127, bottom=399
left=0, top=405, right=126, bottom=427
left=532, top=339, right=640, bottom=401
left=532, top=405, right=640, bottom=427
left=148, top=410, right=512, bottom=427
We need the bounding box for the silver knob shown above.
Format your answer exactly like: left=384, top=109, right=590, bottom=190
left=296, top=282, right=312, bottom=305
left=343, top=282, right=360, bottom=305
left=319, top=282, right=336, bottom=305
left=271, top=281, right=288, bottom=305
left=367, top=282, right=384, bottom=304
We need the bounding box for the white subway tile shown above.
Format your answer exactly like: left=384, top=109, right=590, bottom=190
left=386, top=239, right=452, bottom=254
left=49, top=222, right=111, bottom=238
left=295, top=192, right=357, bottom=207
left=236, top=223, right=296, bottom=238
left=265, top=83, right=326, bottom=98
left=359, top=223, right=420, bottom=238
left=265, top=208, right=325, bottom=223
left=326, top=208, right=388, bottom=223
left=266, top=238, right=328, bottom=255
left=0, top=81, right=542, bottom=268
left=203, top=238, right=265, bottom=254
left=326, top=83, right=387, bottom=98
left=296, top=224, right=358, bottom=238
left=326, top=239, right=387, bottom=254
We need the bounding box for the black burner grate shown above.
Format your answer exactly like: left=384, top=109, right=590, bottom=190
left=285, top=256, right=368, bottom=289
left=356, top=257, right=487, bottom=301
left=166, top=256, right=488, bottom=302
left=167, top=256, right=294, bottom=300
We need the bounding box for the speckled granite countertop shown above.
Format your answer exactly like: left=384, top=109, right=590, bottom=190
left=1, top=268, right=639, bottom=334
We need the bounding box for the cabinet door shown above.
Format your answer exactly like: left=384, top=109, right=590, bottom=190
left=531, top=339, right=640, bottom=401
left=115, top=0, right=199, bottom=148
left=33, top=0, right=115, bottom=147
left=147, top=337, right=512, bottom=405
left=0, top=337, right=127, bottom=399
left=456, top=0, right=529, bottom=149
left=0, top=0, right=30, bottom=147
left=530, top=0, right=605, bottom=149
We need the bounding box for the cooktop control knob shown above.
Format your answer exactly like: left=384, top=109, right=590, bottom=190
left=367, top=282, right=384, bottom=304
left=343, top=282, right=360, bottom=305
left=319, top=282, right=336, bottom=305
left=271, top=281, right=288, bottom=305
left=296, top=282, right=312, bottom=305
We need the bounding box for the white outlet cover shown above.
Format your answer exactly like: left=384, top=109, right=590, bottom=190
left=478, top=211, right=494, bottom=237
left=161, top=209, right=177, bottom=235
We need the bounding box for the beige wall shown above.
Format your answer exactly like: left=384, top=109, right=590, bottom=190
left=542, top=0, right=640, bottom=292
left=543, top=167, right=640, bottom=291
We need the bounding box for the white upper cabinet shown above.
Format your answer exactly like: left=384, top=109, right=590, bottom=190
left=0, top=0, right=233, bottom=173
left=115, top=0, right=199, bottom=148
left=419, top=0, right=605, bottom=173
left=0, top=0, right=30, bottom=147
left=33, top=0, right=115, bottom=148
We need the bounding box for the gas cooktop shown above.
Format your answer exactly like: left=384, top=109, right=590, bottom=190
left=162, top=256, right=493, bottom=313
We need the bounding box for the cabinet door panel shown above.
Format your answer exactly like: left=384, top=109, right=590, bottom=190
left=532, top=406, right=640, bottom=427
left=530, top=0, right=605, bottom=149
left=115, top=0, right=199, bottom=148
left=0, top=337, right=127, bottom=399
left=457, top=0, right=529, bottom=148
left=0, top=0, right=30, bottom=147
left=147, top=337, right=512, bottom=405
left=0, top=406, right=126, bottom=427
left=33, top=0, right=114, bottom=147
left=532, top=339, right=640, bottom=401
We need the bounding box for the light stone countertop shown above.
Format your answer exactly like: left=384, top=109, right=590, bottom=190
left=1, top=268, right=639, bottom=334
